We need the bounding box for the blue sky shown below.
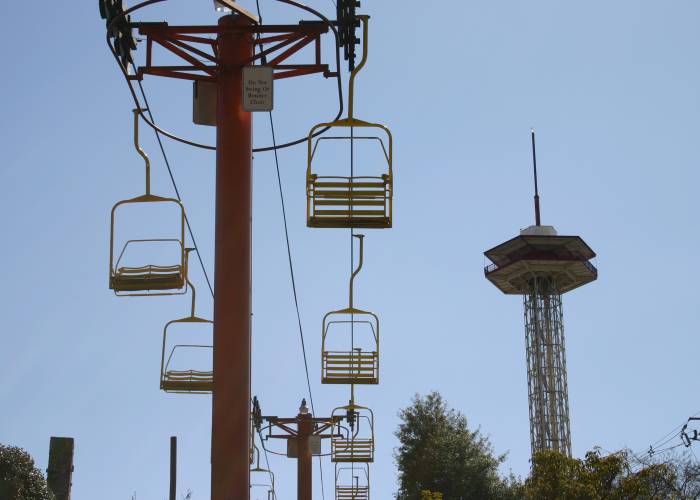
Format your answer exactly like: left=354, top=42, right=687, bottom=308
left=3, top=0, right=700, bottom=498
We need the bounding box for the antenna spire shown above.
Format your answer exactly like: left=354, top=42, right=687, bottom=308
left=531, top=128, right=541, bottom=226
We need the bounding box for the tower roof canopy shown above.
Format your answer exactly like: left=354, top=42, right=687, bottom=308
left=484, top=233, right=597, bottom=295
left=485, top=233, right=596, bottom=266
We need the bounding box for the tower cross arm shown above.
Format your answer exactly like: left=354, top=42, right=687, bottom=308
left=132, top=20, right=336, bottom=82
left=262, top=415, right=342, bottom=439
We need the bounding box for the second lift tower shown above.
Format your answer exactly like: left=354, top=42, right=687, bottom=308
left=483, top=131, right=597, bottom=458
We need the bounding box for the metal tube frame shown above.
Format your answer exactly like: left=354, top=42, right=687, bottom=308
left=523, top=277, right=572, bottom=457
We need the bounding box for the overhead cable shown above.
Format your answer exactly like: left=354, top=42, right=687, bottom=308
left=105, top=0, right=344, bottom=152
left=136, top=80, right=215, bottom=298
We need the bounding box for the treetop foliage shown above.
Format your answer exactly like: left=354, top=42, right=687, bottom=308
left=394, top=391, right=518, bottom=499
left=393, top=392, right=700, bottom=499
left=525, top=448, right=700, bottom=500
left=0, top=444, right=54, bottom=500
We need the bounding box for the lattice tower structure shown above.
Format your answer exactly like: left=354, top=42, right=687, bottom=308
left=484, top=224, right=597, bottom=457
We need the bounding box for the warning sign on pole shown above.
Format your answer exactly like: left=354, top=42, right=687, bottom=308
left=242, top=66, right=273, bottom=112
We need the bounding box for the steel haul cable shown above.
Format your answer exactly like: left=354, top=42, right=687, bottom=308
left=631, top=409, right=700, bottom=459
left=136, top=80, right=215, bottom=299
left=267, top=110, right=327, bottom=499
left=254, top=1, right=326, bottom=496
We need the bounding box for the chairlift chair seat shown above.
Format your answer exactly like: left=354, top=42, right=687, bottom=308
left=111, top=263, right=185, bottom=292
left=336, top=486, right=369, bottom=500
left=161, top=369, right=213, bottom=393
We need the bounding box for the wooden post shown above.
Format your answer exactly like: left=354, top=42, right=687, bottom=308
left=170, top=436, right=177, bottom=500
left=47, top=437, right=74, bottom=500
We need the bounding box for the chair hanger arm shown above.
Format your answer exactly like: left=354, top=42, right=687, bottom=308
left=133, top=108, right=151, bottom=195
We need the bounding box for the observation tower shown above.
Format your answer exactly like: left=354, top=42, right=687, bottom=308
left=483, top=131, right=597, bottom=457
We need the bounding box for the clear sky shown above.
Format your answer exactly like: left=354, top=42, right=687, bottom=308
left=2, top=0, right=700, bottom=498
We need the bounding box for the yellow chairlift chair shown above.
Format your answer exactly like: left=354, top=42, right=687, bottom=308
left=335, top=463, right=370, bottom=500
left=307, top=16, right=393, bottom=229
left=331, top=401, right=375, bottom=463
left=109, top=109, right=187, bottom=296
left=250, top=444, right=276, bottom=500
left=160, top=253, right=213, bottom=394
left=322, top=235, right=379, bottom=385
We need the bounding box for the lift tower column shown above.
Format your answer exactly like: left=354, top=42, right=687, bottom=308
left=212, top=14, right=254, bottom=499
left=103, top=2, right=339, bottom=496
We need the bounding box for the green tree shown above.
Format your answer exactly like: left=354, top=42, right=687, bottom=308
left=523, top=448, right=700, bottom=499
left=0, top=444, right=54, bottom=500
left=633, top=451, right=700, bottom=499
left=394, top=391, right=521, bottom=499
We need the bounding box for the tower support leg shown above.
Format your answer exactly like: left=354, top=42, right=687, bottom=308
left=523, top=277, right=571, bottom=457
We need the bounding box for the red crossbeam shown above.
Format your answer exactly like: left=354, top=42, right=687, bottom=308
left=134, top=21, right=333, bottom=82
left=151, top=36, right=216, bottom=75
left=267, top=34, right=316, bottom=66
left=138, top=22, right=329, bottom=35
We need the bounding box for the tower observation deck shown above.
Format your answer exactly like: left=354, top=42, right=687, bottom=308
left=483, top=131, right=597, bottom=458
